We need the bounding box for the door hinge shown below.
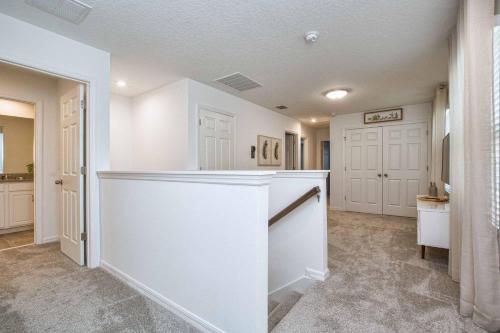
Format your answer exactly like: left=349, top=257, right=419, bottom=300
left=344, top=195, right=347, bottom=201
left=80, top=166, right=87, bottom=175
left=199, top=119, right=202, bottom=126
left=344, top=136, right=346, bottom=141
left=81, top=99, right=86, bottom=111
left=344, top=166, right=347, bottom=171
left=80, top=232, right=87, bottom=241
left=426, top=130, right=429, bottom=136
left=426, top=166, right=429, bottom=171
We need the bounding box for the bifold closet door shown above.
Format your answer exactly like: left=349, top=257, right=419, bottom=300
left=345, top=127, right=383, bottom=214
left=382, top=123, right=428, bottom=217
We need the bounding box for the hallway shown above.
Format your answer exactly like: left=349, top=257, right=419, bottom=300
left=273, top=210, right=486, bottom=333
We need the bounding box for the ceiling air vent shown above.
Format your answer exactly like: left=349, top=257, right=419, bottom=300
left=214, top=73, right=262, bottom=92
left=275, top=105, right=288, bottom=110
left=25, top=0, right=92, bottom=24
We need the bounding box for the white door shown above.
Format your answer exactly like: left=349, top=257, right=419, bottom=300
left=383, top=123, right=428, bottom=217
left=199, top=108, right=234, bottom=170
left=59, top=85, right=85, bottom=265
left=345, top=127, right=383, bottom=214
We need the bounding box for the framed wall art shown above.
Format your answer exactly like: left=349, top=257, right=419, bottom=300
left=364, top=108, right=403, bottom=124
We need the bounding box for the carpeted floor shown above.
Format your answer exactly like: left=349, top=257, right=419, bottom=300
left=0, top=243, right=200, bottom=333
left=0, top=230, right=33, bottom=251
left=272, top=210, right=488, bottom=333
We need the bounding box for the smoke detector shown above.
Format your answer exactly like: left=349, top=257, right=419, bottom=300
left=25, top=0, right=92, bottom=24
left=304, top=31, right=319, bottom=43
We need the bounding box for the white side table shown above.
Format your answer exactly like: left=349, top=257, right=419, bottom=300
left=416, top=196, right=450, bottom=259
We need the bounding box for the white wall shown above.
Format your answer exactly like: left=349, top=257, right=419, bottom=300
left=99, top=171, right=271, bottom=333
left=110, top=79, right=302, bottom=171
left=132, top=80, right=189, bottom=170
left=268, top=171, right=329, bottom=296
left=0, top=12, right=110, bottom=267
left=330, top=102, right=433, bottom=209
left=187, top=80, right=301, bottom=170
left=110, top=94, right=133, bottom=170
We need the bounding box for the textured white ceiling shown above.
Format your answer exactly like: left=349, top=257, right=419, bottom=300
left=0, top=0, right=457, bottom=123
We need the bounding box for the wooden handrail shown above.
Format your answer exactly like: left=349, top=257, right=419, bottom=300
left=268, top=186, right=321, bottom=227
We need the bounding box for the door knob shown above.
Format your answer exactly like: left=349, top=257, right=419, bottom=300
left=55, top=179, right=63, bottom=185
left=377, top=173, right=382, bottom=177
left=384, top=174, right=388, bottom=178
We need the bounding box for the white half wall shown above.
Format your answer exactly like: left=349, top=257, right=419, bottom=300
left=0, top=12, right=110, bottom=267
left=268, top=171, right=329, bottom=296
left=330, top=102, right=432, bottom=209
left=99, top=171, right=271, bottom=333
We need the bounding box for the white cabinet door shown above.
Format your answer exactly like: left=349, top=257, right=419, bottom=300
left=0, top=191, right=6, bottom=229
left=382, top=123, right=428, bottom=217
left=345, top=127, right=383, bottom=214
left=199, top=108, right=235, bottom=170
left=8, top=190, right=34, bottom=227
left=60, top=85, right=85, bottom=265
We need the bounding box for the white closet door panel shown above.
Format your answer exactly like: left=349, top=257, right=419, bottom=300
left=345, top=127, right=383, bottom=214
left=383, top=123, right=428, bottom=217
left=199, top=108, right=234, bottom=170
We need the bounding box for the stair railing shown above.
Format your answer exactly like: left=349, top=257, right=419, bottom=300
left=268, top=186, right=321, bottom=227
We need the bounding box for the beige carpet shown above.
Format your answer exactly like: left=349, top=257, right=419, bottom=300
left=0, top=243, right=200, bottom=332
left=273, top=210, right=488, bottom=333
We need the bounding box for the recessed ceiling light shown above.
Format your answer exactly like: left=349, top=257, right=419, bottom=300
left=311, top=118, right=317, bottom=123
left=116, top=80, right=127, bottom=88
left=325, top=89, right=349, bottom=100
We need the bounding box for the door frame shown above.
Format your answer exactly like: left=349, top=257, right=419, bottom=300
left=342, top=120, right=431, bottom=213
left=0, top=59, right=94, bottom=266
left=196, top=104, right=236, bottom=170
left=285, top=130, right=299, bottom=170
left=0, top=95, right=41, bottom=243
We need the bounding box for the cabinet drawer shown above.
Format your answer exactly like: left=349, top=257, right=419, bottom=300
left=8, top=182, right=34, bottom=192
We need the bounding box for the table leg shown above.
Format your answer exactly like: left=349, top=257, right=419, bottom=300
left=421, top=245, right=425, bottom=259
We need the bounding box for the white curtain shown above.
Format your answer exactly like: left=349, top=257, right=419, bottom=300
left=450, top=1, right=500, bottom=331
left=448, top=2, right=465, bottom=282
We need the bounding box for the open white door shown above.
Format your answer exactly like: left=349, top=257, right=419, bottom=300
left=59, top=85, right=85, bottom=265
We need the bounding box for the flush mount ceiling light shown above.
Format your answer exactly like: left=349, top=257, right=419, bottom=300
left=116, top=80, right=127, bottom=88
left=304, top=31, right=319, bottom=43
left=25, top=0, right=92, bottom=24
left=311, top=118, right=317, bottom=123
left=324, top=89, right=350, bottom=100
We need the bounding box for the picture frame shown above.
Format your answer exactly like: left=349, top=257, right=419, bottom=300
left=257, top=135, right=272, bottom=166
left=271, top=138, right=282, bottom=166
left=364, top=108, right=403, bottom=124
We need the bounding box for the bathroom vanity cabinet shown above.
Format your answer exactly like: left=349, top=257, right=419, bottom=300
left=0, top=181, right=34, bottom=231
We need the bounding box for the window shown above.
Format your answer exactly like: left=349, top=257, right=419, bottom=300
left=491, top=26, right=500, bottom=229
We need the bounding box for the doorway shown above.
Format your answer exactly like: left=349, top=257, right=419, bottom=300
left=344, top=122, right=428, bottom=217
left=0, top=62, right=88, bottom=265
left=321, top=140, right=331, bottom=195
left=285, top=132, right=298, bottom=170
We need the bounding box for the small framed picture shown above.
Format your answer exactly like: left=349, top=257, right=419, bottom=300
left=364, top=108, right=403, bottom=124
left=257, top=135, right=272, bottom=166
left=271, top=138, right=282, bottom=166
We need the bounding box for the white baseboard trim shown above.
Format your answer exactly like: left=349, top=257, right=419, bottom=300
left=42, top=235, right=59, bottom=243
left=100, top=261, right=225, bottom=333
left=305, top=267, right=330, bottom=281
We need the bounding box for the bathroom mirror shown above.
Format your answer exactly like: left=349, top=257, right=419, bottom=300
left=0, top=114, right=34, bottom=174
